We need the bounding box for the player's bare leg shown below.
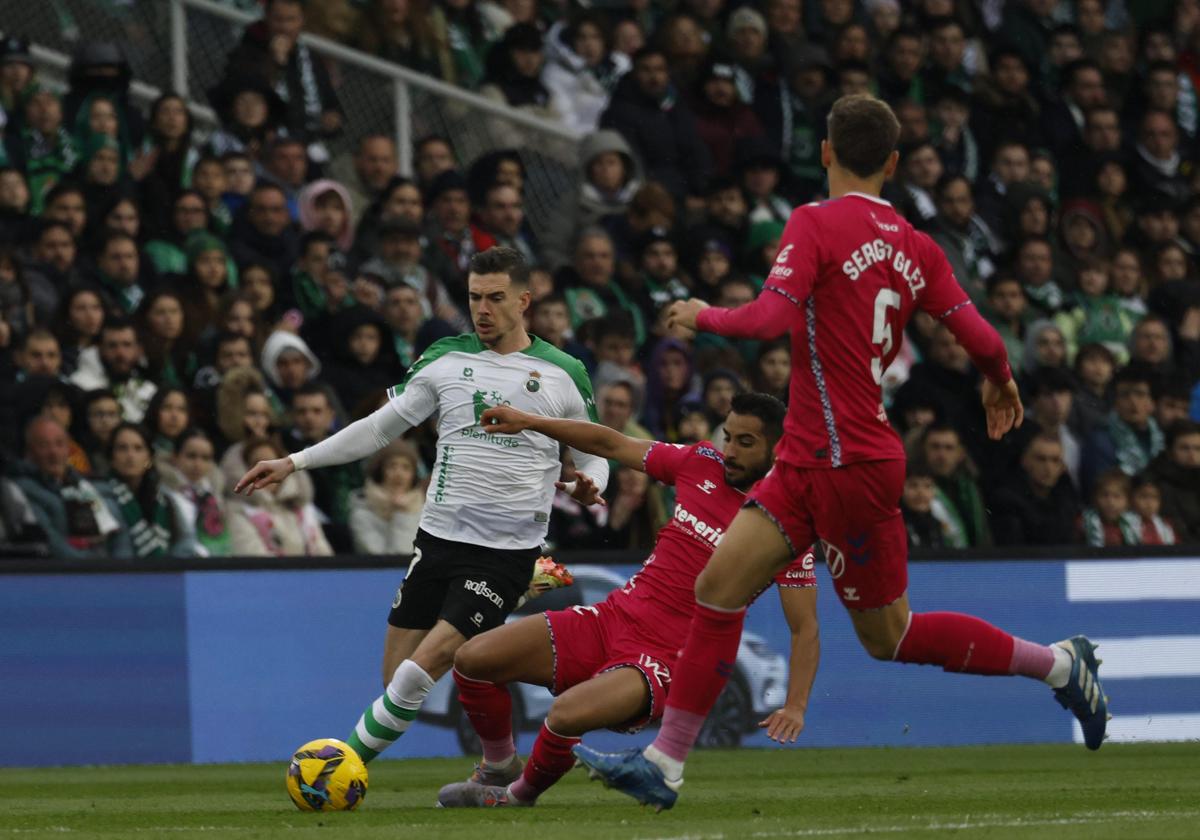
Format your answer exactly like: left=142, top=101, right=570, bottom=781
left=453, top=614, right=555, bottom=687
left=347, top=620, right=465, bottom=763
left=576, top=506, right=795, bottom=810
left=547, top=665, right=651, bottom=736
left=846, top=593, right=912, bottom=660
left=442, top=667, right=652, bottom=808
left=380, top=625, right=429, bottom=687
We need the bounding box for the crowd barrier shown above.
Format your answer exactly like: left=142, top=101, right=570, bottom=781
left=1, top=553, right=1197, bottom=767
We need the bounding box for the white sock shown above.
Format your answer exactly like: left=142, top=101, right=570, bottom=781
left=484, top=753, right=517, bottom=770
left=1044, top=644, right=1073, bottom=689
left=644, top=744, right=684, bottom=788
left=352, top=660, right=436, bottom=754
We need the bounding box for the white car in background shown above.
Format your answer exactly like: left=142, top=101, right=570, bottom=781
left=418, top=566, right=789, bottom=753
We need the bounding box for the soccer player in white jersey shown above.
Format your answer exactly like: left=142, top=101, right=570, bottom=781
left=235, top=246, right=609, bottom=764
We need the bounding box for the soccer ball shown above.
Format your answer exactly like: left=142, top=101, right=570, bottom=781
left=285, top=738, right=368, bottom=812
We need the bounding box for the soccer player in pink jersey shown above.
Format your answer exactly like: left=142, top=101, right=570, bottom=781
left=435, top=393, right=820, bottom=808
left=574, top=94, right=1109, bottom=811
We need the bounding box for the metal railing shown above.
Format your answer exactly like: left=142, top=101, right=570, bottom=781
left=6, top=0, right=587, bottom=236
left=27, top=42, right=219, bottom=130
left=172, top=0, right=585, bottom=234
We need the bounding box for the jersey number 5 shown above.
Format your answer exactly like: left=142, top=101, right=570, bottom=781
left=870, top=289, right=902, bottom=385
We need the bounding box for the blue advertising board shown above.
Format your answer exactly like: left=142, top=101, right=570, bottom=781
left=1, top=559, right=1197, bottom=766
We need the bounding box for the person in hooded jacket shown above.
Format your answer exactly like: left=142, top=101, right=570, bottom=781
left=61, top=41, right=145, bottom=147
left=542, top=13, right=630, bottom=134
left=297, top=178, right=355, bottom=253
left=259, top=327, right=321, bottom=410
left=321, top=305, right=401, bottom=415
left=540, top=129, right=641, bottom=272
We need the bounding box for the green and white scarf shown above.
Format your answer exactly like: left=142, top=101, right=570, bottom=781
left=1108, top=414, right=1165, bottom=476
left=110, top=480, right=173, bottom=559
left=1081, top=508, right=1139, bottom=547
left=1024, top=280, right=1065, bottom=315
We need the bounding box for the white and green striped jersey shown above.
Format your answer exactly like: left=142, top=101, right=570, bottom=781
left=385, top=334, right=607, bottom=550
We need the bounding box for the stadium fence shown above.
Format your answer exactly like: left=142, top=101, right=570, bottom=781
left=10, top=0, right=585, bottom=237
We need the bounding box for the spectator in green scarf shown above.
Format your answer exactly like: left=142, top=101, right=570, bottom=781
left=105, top=422, right=193, bottom=558
left=4, top=90, right=79, bottom=213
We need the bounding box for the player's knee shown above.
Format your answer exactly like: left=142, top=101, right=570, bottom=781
left=545, top=699, right=586, bottom=737
left=855, top=626, right=902, bottom=660
left=451, top=637, right=488, bottom=679
left=694, top=566, right=723, bottom=604
left=694, top=566, right=740, bottom=610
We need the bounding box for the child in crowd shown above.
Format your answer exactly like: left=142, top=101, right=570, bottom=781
left=1079, top=469, right=1133, bottom=547
left=1128, top=474, right=1177, bottom=546
left=901, top=460, right=948, bottom=549
left=1074, top=342, right=1117, bottom=434
left=1055, top=259, right=1134, bottom=364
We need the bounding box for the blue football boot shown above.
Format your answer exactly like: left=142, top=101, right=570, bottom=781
left=1052, top=635, right=1111, bottom=750
left=572, top=744, right=680, bottom=811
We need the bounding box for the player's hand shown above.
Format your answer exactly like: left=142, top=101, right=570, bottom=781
left=556, top=473, right=607, bottom=507
left=981, top=378, right=1024, bottom=440
left=758, top=706, right=806, bottom=743
left=234, top=457, right=295, bottom=496
left=480, top=405, right=533, bottom=434
left=667, top=298, right=709, bottom=339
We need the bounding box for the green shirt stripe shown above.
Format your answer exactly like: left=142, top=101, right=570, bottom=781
left=521, top=336, right=599, bottom=422
left=387, top=333, right=486, bottom=400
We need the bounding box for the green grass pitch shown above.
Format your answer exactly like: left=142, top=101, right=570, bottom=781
left=3, top=743, right=1198, bottom=839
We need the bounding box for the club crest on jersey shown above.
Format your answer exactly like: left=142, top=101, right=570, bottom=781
left=525, top=370, right=541, bottom=392
left=461, top=367, right=474, bottom=380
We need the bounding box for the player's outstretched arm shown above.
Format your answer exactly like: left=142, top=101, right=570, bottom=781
left=481, top=405, right=653, bottom=472
left=669, top=290, right=795, bottom=341
left=234, top=403, right=411, bottom=496
left=759, top=586, right=820, bottom=744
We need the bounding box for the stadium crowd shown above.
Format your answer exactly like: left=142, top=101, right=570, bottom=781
left=2, top=0, right=1200, bottom=559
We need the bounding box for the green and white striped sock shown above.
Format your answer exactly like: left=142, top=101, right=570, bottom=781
left=346, top=659, right=436, bottom=763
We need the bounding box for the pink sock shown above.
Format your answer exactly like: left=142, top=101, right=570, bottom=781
left=508, top=722, right=579, bottom=802
left=453, top=668, right=515, bottom=764
left=1008, top=637, right=1055, bottom=680
left=894, top=611, right=1016, bottom=675
left=650, top=602, right=745, bottom=763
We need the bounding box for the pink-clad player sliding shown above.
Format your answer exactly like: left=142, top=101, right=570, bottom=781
left=574, top=94, right=1110, bottom=811
left=436, top=393, right=820, bottom=809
